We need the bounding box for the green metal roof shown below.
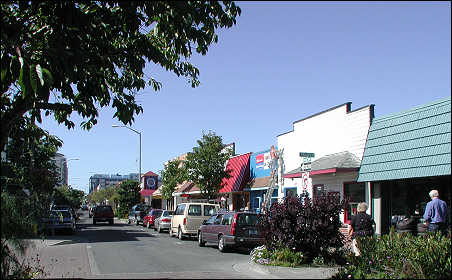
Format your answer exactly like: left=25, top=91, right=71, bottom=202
left=357, top=97, right=451, bottom=182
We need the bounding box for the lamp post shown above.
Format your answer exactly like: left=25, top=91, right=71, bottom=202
left=112, top=125, right=141, bottom=185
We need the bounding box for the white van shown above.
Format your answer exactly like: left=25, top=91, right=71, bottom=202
left=170, top=202, right=219, bottom=240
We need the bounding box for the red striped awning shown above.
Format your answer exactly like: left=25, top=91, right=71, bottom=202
left=140, top=189, right=156, bottom=197
left=219, top=153, right=251, bottom=193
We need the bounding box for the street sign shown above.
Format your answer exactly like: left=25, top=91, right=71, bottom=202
left=300, top=152, right=315, bottom=172
left=299, top=152, right=315, bottom=158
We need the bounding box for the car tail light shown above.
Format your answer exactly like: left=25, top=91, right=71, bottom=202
left=162, top=218, right=171, bottom=223
left=231, top=214, right=237, bottom=235
left=183, top=218, right=187, bottom=225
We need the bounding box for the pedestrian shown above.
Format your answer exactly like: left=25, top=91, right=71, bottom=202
left=349, top=202, right=375, bottom=256
left=423, top=189, right=449, bottom=236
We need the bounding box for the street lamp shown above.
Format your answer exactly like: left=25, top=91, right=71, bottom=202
left=112, top=125, right=141, bottom=185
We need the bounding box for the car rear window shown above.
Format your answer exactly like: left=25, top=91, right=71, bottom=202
left=96, top=206, right=113, bottom=214
left=237, top=214, right=258, bottom=226
left=163, top=211, right=173, bottom=217
left=54, top=211, right=71, bottom=218
left=204, top=205, right=217, bottom=216
left=188, top=205, right=202, bottom=216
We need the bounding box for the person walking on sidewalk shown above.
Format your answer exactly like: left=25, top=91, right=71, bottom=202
left=349, top=202, right=375, bottom=256
left=423, top=189, right=449, bottom=236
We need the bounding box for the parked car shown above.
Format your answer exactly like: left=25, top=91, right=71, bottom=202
left=42, top=209, right=76, bottom=235
left=198, top=211, right=263, bottom=252
left=154, top=210, right=174, bottom=233
left=128, top=204, right=150, bottom=225
left=170, top=202, right=219, bottom=240
left=93, top=205, right=114, bottom=225
left=81, top=204, right=88, bottom=211
left=52, top=205, right=78, bottom=221
left=143, top=209, right=163, bottom=229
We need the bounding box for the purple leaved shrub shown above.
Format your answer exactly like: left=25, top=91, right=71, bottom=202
left=258, top=192, right=348, bottom=263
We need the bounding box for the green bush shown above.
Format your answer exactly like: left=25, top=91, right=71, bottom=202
left=333, top=228, right=451, bottom=279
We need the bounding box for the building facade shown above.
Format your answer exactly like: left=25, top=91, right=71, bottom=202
left=53, top=153, right=68, bottom=186
left=277, top=102, right=375, bottom=223
left=89, top=173, right=139, bottom=194
left=357, top=97, right=451, bottom=235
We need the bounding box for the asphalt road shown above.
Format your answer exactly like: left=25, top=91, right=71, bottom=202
left=26, top=209, right=266, bottom=279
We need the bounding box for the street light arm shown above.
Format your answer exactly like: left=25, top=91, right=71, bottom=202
left=112, top=125, right=141, bottom=135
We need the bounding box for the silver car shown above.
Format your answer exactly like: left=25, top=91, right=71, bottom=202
left=154, top=210, right=174, bottom=233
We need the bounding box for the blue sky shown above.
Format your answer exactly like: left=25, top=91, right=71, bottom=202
left=39, top=1, right=451, bottom=194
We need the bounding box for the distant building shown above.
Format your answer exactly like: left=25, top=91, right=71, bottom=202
left=89, top=173, right=139, bottom=194
left=52, top=153, right=68, bottom=186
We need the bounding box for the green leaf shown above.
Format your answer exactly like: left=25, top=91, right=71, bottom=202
left=36, top=64, right=44, bottom=86
left=30, top=65, right=38, bottom=94
left=41, top=68, right=54, bottom=86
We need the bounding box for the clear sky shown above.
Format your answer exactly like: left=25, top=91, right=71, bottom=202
left=39, top=1, right=451, bottom=194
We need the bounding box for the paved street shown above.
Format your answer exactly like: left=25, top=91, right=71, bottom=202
left=23, top=210, right=267, bottom=279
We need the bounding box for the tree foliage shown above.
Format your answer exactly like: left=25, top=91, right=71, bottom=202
left=185, top=131, right=232, bottom=199
left=53, top=185, right=85, bottom=210
left=0, top=1, right=241, bottom=151
left=86, top=184, right=120, bottom=205
left=161, top=159, right=187, bottom=200
left=117, top=180, right=141, bottom=217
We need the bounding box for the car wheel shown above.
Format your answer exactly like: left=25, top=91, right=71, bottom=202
left=178, top=227, right=184, bottom=240
left=136, top=217, right=139, bottom=226
left=218, top=235, right=227, bottom=252
left=198, top=232, right=206, bottom=247
left=109, top=219, right=114, bottom=225
left=127, top=219, right=131, bottom=224
left=93, top=220, right=96, bottom=225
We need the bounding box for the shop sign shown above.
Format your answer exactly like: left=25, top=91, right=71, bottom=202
left=181, top=194, right=190, bottom=198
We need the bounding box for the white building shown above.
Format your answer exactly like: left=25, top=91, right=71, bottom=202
left=53, top=153, right=68, bottom=186
left=277, top=102, right=374, bottom=223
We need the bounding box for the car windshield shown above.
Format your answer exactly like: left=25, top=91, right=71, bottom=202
left=54, top=211, right=71, bottom=218
left=237, top=214, right=258, bottom=226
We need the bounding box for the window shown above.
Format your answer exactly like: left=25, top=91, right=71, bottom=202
left=205, top=215, right=216, bottom=225
left=188, top=205, right=202, bottom=216
left=222, top=214, right=233, bottom=225
left=214, top=214, right=223, bottom=225
left=313, top=184, right=326, bottom=198
left=163, top=211, right=173, bottom=217
left=204, top=205, right=217, bottom=216
left=175, top=204, right=186, bottom=215
left=344, top=182, right=365, bottom=223
left=285, top=187, right=297, bottom=198
left=237, top=214, right=258, bottom=226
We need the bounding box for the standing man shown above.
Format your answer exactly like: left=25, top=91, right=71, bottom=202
left=423, top=189, right=449, bottom=235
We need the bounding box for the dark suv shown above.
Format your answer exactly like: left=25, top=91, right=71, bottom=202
left=93, top=205, right=114, bottom=225
left=197, top=211, right=263, bottom=252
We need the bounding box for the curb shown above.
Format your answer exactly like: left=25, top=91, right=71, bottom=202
left=248, top=260, right=341, bottom=279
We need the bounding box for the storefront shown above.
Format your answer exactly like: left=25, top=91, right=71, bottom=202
left=245, top=149, right=274, bottom=212
left=358, top=97, right=451, bottom=234
left=277, top=102, right=375, bottom=223
left=140, top=171, right=159, bottom=206
left=218, top=153, right=251, bottom=211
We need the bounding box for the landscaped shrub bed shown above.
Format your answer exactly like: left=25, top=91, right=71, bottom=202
left=333, top=228, right=451, bottom=279
left=257, top=193, right=348, bottom=265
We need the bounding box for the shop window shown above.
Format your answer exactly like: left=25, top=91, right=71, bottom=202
left=344, top=182, right=365, bottom=223
left=313, top=184, right=326, bottom=198
left=285, top=187, right=297, bottom=198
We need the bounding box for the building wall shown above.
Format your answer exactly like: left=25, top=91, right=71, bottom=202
left=53, top=153, right=68, bottom=186
left=277, top=103, right=374, bottom=199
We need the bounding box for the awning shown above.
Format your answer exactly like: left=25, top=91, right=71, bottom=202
left=151, top=185, right=163, bottom=199
left=249, top=176, right=271, bottom=189
left=283, top=151, right=361, bottom=178
left=140, top=189, right=156, bottom=197
left=219, top=153, right=251, bottom=193
left=358, top=97, right=451, bottom=182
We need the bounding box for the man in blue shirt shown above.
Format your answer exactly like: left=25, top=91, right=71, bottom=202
left=423, top=189, right=449, bottom=235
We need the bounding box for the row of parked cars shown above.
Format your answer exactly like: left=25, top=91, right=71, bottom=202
left=127, top=202, right=264, bottom=253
